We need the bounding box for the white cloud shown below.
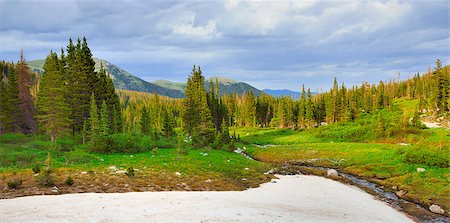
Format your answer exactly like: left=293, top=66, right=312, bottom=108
left=173, top=20, right=220, bottom=38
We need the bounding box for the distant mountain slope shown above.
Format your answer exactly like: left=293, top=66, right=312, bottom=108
left=27, top=58, right=185, bottom=98
left=152, top=76, right=262, bottom=96
left=152, top=80, right=186, bottom=92
left=262, top=89, right=302, bottom=99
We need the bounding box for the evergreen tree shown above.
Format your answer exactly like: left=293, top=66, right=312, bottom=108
left=140, top=106, right=150, bottom=135
left=89, top=93, right=99, bottom=142
left=0, top=80, right=7, bottom=134
left=162, top=108, right=175, bottom=137
left=37, top=51, right=71, bottom=142
left=305, top=88, right=314, bottom=128
left=100, top=100, right=110, bottom=135
left=183, top=65, right=215, bottom=148
left=298, top=85, right=306, bottom=129
left=5, top=64, right=21, bottom=133
left=17, top=51, right=36, bottom=134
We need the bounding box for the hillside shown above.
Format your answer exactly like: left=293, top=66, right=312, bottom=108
left=152, top=76, right=262, bottom=96
left=27, top=58, right=185, bottom=98
left=262, top=89, right=302, bottom=99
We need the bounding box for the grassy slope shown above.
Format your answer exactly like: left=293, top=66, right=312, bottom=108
left=0, top=134, right=272, bottom=198
left=237, top=99, right=449, bottom=213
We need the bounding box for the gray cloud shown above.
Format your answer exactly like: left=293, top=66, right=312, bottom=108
left=0, top=0, right=449, bottom=90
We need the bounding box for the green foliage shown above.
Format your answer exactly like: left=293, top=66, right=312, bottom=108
left=126, top=166, right=135, bottom=177
left=7, top=178, right=22, bottom=189
left=38, top=153, right=55, bottom=186
left=37, top=51, right=71, bottom=142
left=399, top=145, right=449, bottom=168
left=32, top=163, right=41, bottom=174
left=65, top=148, right=99, bottom=164
left=64, top=176, right=74, bottom=186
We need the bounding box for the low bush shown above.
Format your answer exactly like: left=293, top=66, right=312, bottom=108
left=399, top=145, right=449, bottom=168
left=32, top=163, right=41, bottom=174
left=65, top=149, right=99, bottom=164
left=64, top=176, right=74, bottom=186
left=7, top=179, right=23, bottom=189
left=126, top=166, right=135, bottom=177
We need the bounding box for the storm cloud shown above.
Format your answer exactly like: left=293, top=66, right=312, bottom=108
left=1, top=0, right=449, bottom=91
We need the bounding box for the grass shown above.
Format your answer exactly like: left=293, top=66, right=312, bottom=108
left=0, top=133, right=273, bottom=198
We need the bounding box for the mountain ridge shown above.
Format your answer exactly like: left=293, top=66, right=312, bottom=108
left=28, top=58, right=290, bottom=98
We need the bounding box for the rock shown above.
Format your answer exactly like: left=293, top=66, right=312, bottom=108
left=391, top=186, right=398, bottom=190
left=80, top=171, right=87, bottom=174
left=108, top=166, right=118, bottom=172
left=244, top=168, right=249, bottom=170
left=396, top=190, right=406, bottom=197
left=205, top=179, right=212, bottom=183
left=429, top=204, right=445, bottom=214
left=416, top=168, right=425, bottom=173
left=115, top=170, right=127, bottom=174
left=51, top=186, right=59, bottom=193
left=175, top=172, right=181, bottom=176
left=327, top=169, right=338, bottom=178
left=265, top=169, right=275, bottom=175
left=242, top=178, right=247, bottom=181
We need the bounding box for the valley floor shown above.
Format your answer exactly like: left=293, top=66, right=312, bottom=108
left=0, top=175, right=414, bottom=223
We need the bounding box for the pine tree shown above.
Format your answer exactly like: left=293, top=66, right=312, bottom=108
left=305, top=88, right=314, bottom=128
left=37, top=51, right=71, bottom=142
left=140, top=106, right=150, bottom=135
left=5, top=64, right=21, bottom=133
left=0, top=80, right=7, bottom=134
left=17, top=50, right=37, bottom=134
left=183, top=65, right=215, bottom=148
left=298, top=85, right=306, bottom=129
left=162, top=108, right=175, bottom=137
left=89, top=93, right=99, bottom=142
left=100, top=100, right=110, bottom=135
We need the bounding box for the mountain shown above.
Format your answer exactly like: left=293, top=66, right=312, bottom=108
left=262, top=89, right=303, bottom=99
left=27, top=58, right=185, bottom=98
left=29, top=58, right=262, bottom=98
left=152, top=80, right=186, bottom=92
left=152, top=76, right=262, bottom=96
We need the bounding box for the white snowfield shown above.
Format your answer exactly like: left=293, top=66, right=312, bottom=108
left=0, top=175, right=414, bottom=223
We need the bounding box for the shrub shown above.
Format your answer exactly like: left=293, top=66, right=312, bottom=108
left=126, top=166, right=135, bottom=177
left=64, top=176, right=74, bottom=186
left=0, top=134, right=28, bottom=144
left=14, top=151, right=36, bottom=167
left=32, top=163, right=41, bottom=174
left=55, top=137, right=77, bottom=152
left=65, top=149, right=98, bottom=164
left=37, top=153, right=55, bottom=186
left=7, top=179, right=23, bottom=189
left=27, top=140, right=58, bottom=150
left=400, top=145, right=449, bottom=168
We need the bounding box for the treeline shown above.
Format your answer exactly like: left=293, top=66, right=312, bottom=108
left=1, top=37, right=448, bottom=152
left=0, top=38, right=122, bottom=143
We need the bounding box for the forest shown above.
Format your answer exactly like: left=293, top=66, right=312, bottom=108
left=0, top=38, right=449, bottom=219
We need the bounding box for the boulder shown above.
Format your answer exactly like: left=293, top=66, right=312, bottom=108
left=115, top=170, right=127, bottom=174
left=396, top=190, right=406, bottom=197
left=429, top=204, right=445, bottom=214
left=175, top=172, right=181, bottom=176
left=327, top=169, right=338, bottom=178
left=416, top=168, right=425, bottom=173
left=108, top=166, right=118, bottom=172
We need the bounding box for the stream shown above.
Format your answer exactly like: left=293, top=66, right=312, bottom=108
left=238, top=146, right=450, bottom=223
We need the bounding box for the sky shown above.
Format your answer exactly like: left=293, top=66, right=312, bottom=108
left=0, top=0, right=449, bottom=91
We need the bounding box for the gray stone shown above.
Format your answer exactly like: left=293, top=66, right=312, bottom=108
left=416, top=168, right=425, bottom=173
left=327, top=169, right=338, bottom=178
left=429, top=204, right=445, bottom=214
